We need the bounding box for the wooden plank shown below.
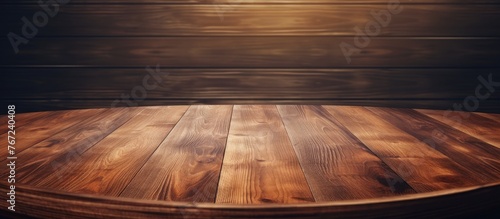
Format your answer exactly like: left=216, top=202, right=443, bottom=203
left=418, top=109, right=500, bottom=149
left=30, top=106, right=188, bottom=196
left=2, top=38, right=499, bottom=67
left=0, top=108, right=109, bottom=162
left=323, top=106, right=484, bottom=192
left=10, top=107, right=141, bottom=185
left=0, top=110, right=50, bottom=135
left=1, top=182, right=499, bottom=219
left=216, top=105, right=314, bottom=204
left=475, top=112, right=500, bottom=121
left=2, top=69, right=499, bottom=100
left=6, top=99, right=500, bottom=114
left=366, top=107, right=500, bottom=183
left=277, top=105, right=414, bottom=201
left=120, top=105, right=232, bottom=201
left=4, top=0, right=499, bottom=4
left=3, top=5, right=500, bottom=37
left=0, top=111, right=52, bottom=154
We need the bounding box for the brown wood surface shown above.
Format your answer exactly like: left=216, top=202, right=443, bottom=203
left=0, top=105, right=499, bottom=218
left=3, top=0, right=499, bottom=3
left=32, top=106, right=188, bottom=196
left=2, top=0, right=500, bottom=111
left=0, top=111, right=51, bottom=137
left=323, top=106, right=482, bottom=192
left=3, top=5, right=500, bottom=37
left=2, top=38, right=499, bottom=68
left=2, top=68, right=499, bottom=113
left=0, top=182, right=498, bottom=219
left=8, top=108, right=141, bottom=185
left=120, top=105, right=232, bottom=201
left=277, top=105, right=415, bottom=201
left=216, top=105, right=314, bottom=204
left=0, top=109, right=109, bottom=161
left=368, top=107, right=500, bottom=182
left=7, top=99, right=500, bottom=115
left=3, top=68, right=499, bottom=99
left=418, top=109, right=500, bottom=149
left=476, top=112, right=500, bottom=121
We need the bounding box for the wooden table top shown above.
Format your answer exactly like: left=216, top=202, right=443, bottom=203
left=1, top=105, right=499, bottom=218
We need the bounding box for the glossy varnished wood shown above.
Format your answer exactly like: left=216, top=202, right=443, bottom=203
left=120, top=105, right=232, bottom=201
left=216, top=105, right=314, bottom=204
left=0, top=112, right=54, bottom=160
left=368, top=108, right=500, bottom=182
left=33, top=106, right=188, bottom=196
left=324, top=106, right=484, bottom=192
left=6, top=108, right=141, bottom=185
left=418, top=109, right=500, bottom=149
left=1, top=105, right=499, bottom=219
left=277, top=105, right=415, bottom=200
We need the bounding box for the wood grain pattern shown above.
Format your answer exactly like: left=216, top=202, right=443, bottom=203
left=1, top=105, right=500, bottom=218
left=1, top=182, right=498, bottom=219
left=2, top=0, right=500, bottom=110
left=11, top=107, right=141, bottom=185
left=418, top=109, right=500, bottom=149
left=3, top=0, right=499, bottom=3
left=2, top=38, right=499, bottom=68
left=32, top=106, right=188, bottom=196
left=2, top=68, right=499, bottom=100
left=475, top=112, right=500, bottom=121
left=0, top=109, right=107, bottom=162
left=0, top=111, right=51, bottom=136
left=1, top=182, right=499, bottom=219
left=324, top=106, right=482, bottom=191
left=7, top=99, right=500, bottom=114
left=120, top=105, right=232, bottom=201
left=277, top=105, right=415, bottom=201
left=369, top=108, right=500, bottom=181
left=216, top=105, right=314, bottom=204
left=3, top=5, right=500, bottom=37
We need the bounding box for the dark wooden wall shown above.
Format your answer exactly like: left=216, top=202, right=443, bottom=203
left=1, top=0, right=500, bottom=113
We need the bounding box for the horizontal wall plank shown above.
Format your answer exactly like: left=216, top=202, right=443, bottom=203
left=1, top=68, right=499, bottom=99
left=2, top=5, right=499, bottom=37
left=2, top=38, right=499, bottom=67
left=4, top=0, right=500, bottom=4
left=4, top=100, right=500, bottom=114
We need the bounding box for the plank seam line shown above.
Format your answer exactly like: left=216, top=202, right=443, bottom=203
left=78, top=108, right=145, bottom=155
left=275, top=105, right=317, bottom=202
left=320, top=105, right=419, bottom=193
left=214, top=105, right=234, bottom=203
left=117, top=106, right=191, bottom=198
left=403, top=109, right=500, bottom=171
left=0, top=108, right=136, bottom=163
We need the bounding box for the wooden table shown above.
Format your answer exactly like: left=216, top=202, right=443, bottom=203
left=1, top=105, right=499, bottom=218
